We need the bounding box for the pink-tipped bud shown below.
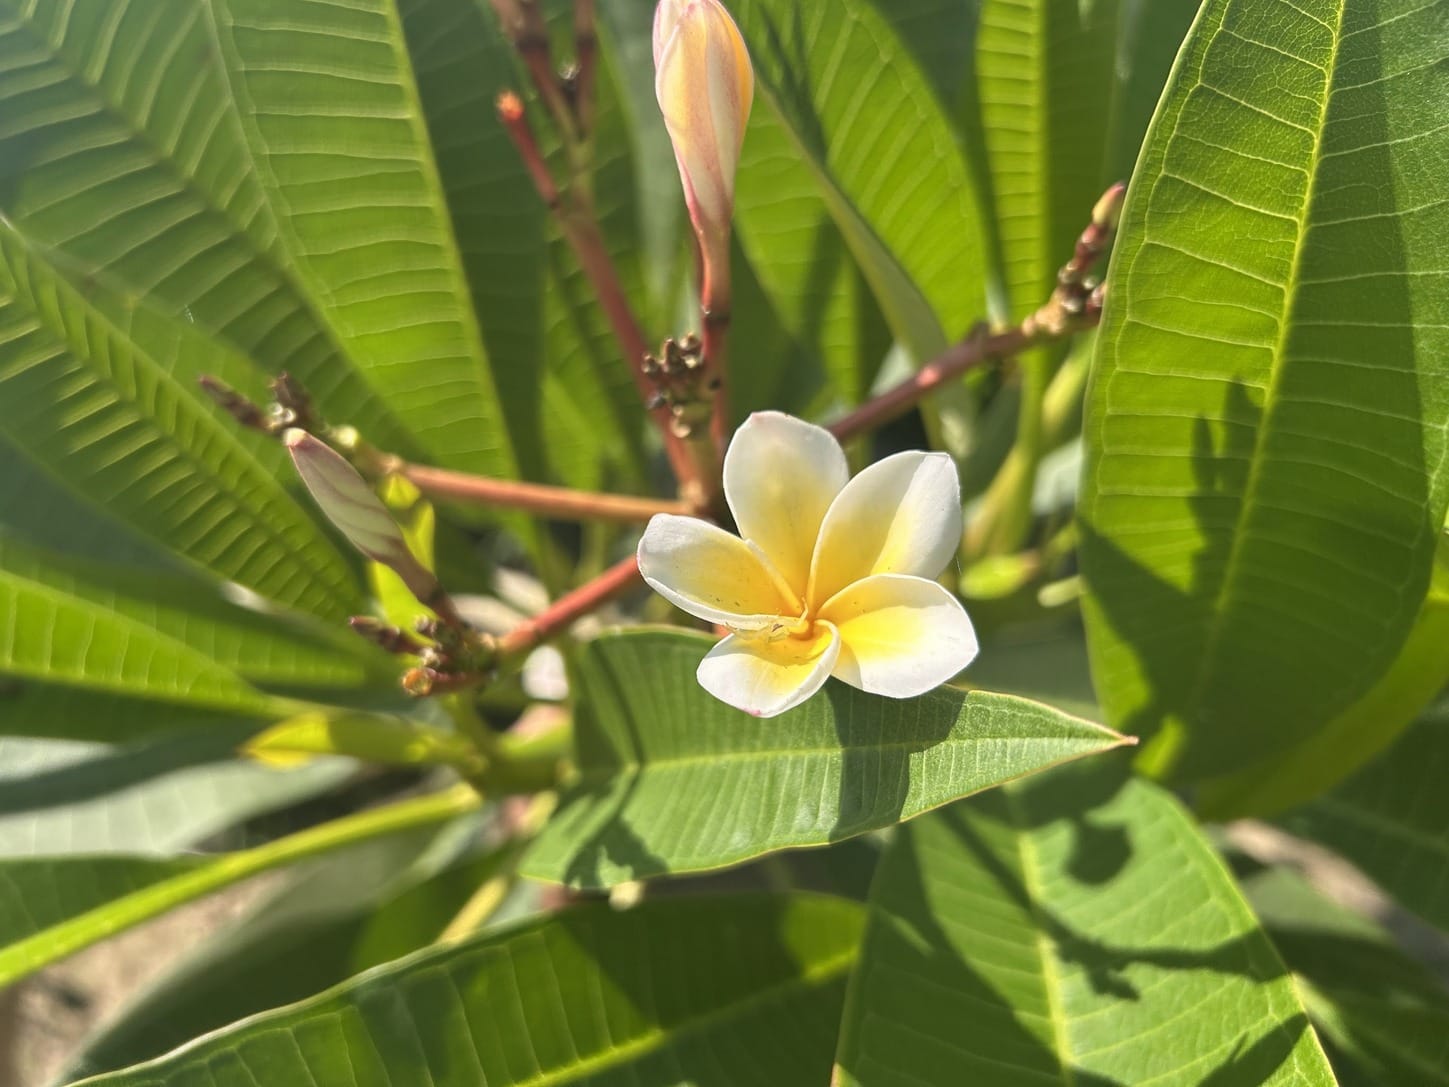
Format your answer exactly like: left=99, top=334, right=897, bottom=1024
left=284, top=429, right=438, bottom=607
left=653, top=0, right=753, bottom=303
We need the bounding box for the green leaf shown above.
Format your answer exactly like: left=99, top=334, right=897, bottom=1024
left=1079, top=0, right=1449, bottom=780
left=0, top=0, right=548, bottom=494
left=977, top=0, right=1122, bottom=321
left=0, top=0, right=422, bottom=459
left=243, top=710, right=480, bottom=774
left=0, top=432, right=172, bottom=569
left=0, top=731, right=355, bottom=955
left=62, top=819, right=494, bottom=1080
left=396, top=0, right=548, bottom=482
left=875, top=0, right=981, bottom=109
left=733, top=104, right=893, bottom=410
left=835, top=765, right=1338, bottom=1085
left=536, top=46, right=655, bottom=491
left=1278, top=703, right=1449, bottom=934
left=1237, top=856, right=1449, bottom=1086
left=521, top=628, right=1130, bottom=889
left=0, top=222, right=363, bottom=622
left=969, top=623, right=1100, bottom=721
left=0, top=533, right=376, bottom=710
left=1199, top=545, right=1449, bottom=817
left=0, top=785, right=478, bottom=988
left=70, top=893, right=864, bottom=1087
left=1103, top=0, right=1204, bottom=179
left=0, top=539, right=264, bottom=711
left=731, top=0, right=991, bottom=360
left=0, top=733, right=353, bottom=857
left=0, top=682, right=264, bottom=744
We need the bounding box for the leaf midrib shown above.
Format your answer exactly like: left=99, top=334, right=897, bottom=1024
left=1186, top=0, right=1350, bottom=711
left=510, top=945, right=857, bottom=1087
left=578, top=724, right=1122, bottom=778
left=1002, top=785, right=1078, bottom=1086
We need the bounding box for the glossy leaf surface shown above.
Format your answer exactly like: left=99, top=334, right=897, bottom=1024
left=836, top=765, right=1338, bottom=1085
left=1080, top=0, right=1449, bottom=779
left=72, top=894, right=864, bottom=1087
left=523, top=629, right=1129, bottom=888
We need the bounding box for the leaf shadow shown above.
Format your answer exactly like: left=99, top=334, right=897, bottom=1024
left=824, top=680, right=958, bottom=845
left=1083, top=0, right=1439, bottom=782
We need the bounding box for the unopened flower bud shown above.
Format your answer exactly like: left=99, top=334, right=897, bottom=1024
left=653, top=0, right=753, bottom=301
left=284, top=429, right=439, bottom=608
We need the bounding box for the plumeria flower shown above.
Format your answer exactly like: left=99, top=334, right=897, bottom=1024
left=653, top=0, right=753, bottom=300
left=638, top=412, right=979, bottom=717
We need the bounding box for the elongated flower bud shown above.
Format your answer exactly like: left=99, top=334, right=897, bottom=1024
left=653, top=0, right=753, bottom=303
left=284, top=429, right=439, bottom=608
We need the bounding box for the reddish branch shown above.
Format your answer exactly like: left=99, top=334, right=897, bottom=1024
left=496, top=92, right=720, bottom=511
left=400, top=463, right=692, bottom=522
left=497, top=554, right=644, bottom=657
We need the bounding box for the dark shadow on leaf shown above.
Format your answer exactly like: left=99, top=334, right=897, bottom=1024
left=825, top=680, right=958, bottom=844
left=1192, top=1017, right=1315, bottom=1087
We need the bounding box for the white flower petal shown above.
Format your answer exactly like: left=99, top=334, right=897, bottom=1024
left=819, top=574, right=978, bottom=698
left=807, top=451, right=963, bottom=606
left=651, top=0, right=688, bottom=68
left=724, top=412, right=849, bottom=595
left=654, top=0, right=752, bottom=240
left=696, top=623, right=840, bottom=717
left=637, top=514, right=793, bottom=629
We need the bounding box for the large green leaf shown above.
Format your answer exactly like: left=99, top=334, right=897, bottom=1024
left=1079, top=0, right=1449, bottom=780
left=396, top=0, right=548, bottom=483
left=0, top=222, right=363, bottom=621
left=0, top=0, right=419, bottom=455
left=0, top=855, right=199, bottom=948
left=0, top=682, right=267, bottom=744
left=1199, top=547, right=1449, bottom=818
left=0, top=734, right=353, bottom=857
left=1237, top=856, right=1449, bottom=1086
left=62, top=820, right=493, bottom=1080
left=0, top=533, right=377, bottom=713
left=0, top=539, right=267, bottom=712
left=835, top=765, right=1338, bottom=1085
left=733, top=100, right=893, bottom=410
left=0, top=785, right=476, bottom=988
left=536, top=33, right=656, bottom=491
left=731, top=0, right=991, bottom=360
left=977, top=0, right=1122, bottom=321
left=521, top=628, right=1130, bottom=889
left=0, top=0, right=547, bottom=495
left=1103, top=0, right=1204, bottom=178
left=1279, top=704, right=1449, bottom=934
left=71, top=894, right=864, bottom=1087
left=0, top=732, right=354, bottom=960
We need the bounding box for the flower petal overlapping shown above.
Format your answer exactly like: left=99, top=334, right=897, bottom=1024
left=639, top=413, right=979, bottom=716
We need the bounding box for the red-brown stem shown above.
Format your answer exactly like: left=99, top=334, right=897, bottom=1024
left=830, top=183, right=1124, bottom=444
left=564, top=215, right=716, bottom=496
left=496, top=94, right=716, bottom=510
left=492, top=0, right=577, bottom=143
left=400, top=463, right=692, bottom=522
left=573, top=0, right=598, bottom=137
left=702, top=308, right=731, bottom=452
left=829, top=324, right=1043, bottom=443
left=497, top=93, right=561, bottom=210
left=498, top=555, right=643, bottom=656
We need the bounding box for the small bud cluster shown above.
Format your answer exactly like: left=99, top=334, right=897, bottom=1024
left=349, top=614, right=499, bottom=697
left=642, top=334, right=719, bottom=438
left=199, top=373, right=322, bottom=437
left=402, top=619, right=499, bottom=698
